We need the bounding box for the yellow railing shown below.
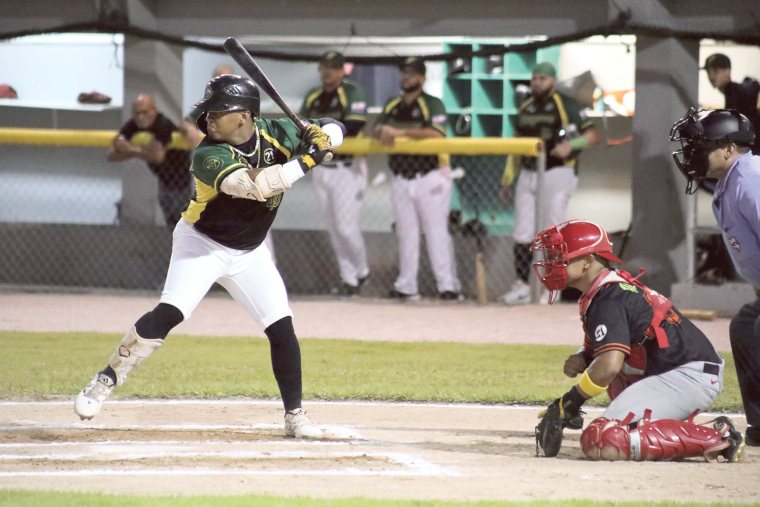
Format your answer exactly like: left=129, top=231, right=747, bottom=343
left=0, top=128, right=543, bottom=157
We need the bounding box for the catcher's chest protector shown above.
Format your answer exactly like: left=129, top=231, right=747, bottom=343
left=580, top=413, right=730, bottom=461
left=579, top=269, right=672, bottom=349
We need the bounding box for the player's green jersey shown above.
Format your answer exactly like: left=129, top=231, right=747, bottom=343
left=517, top=92, right=593, bottom=170
left=375, top=92, right=447, bottom=176
left=181, top=117, right=307, bottom=250
left=300, top=79, right=367, bottom=125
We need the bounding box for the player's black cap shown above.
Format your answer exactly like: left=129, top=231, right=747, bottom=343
left=702, top=53, right=731, bottom=70
left=320, top=51, right=345, bottom=69
left=401, top=56, right=426, bottom=76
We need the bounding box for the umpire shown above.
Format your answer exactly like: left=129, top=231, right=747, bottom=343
left=671, top=108, right=760, bottom=447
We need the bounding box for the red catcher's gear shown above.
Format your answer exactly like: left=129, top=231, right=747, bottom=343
left=579, top=269, right=673, bottom=350
left=580, top=411, right=737, bottom=462
left=531, top=220, right=622, bottom=303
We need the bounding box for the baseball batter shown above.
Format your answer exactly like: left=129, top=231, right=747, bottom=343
left=373, top=57, right=462, bottom=301
left=532, top=220, right=743, bottom=462
left=75, top=74, right=345, bottom=439
left=500, top=62, right=599, bottom=305
left=300, top=51, right=370, bottom=295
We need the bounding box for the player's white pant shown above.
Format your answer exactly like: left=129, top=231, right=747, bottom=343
left=160, top=219, right=292, bottom=329
left=603, top=360, right=724, bottom=423
left=512, top=166, right=578, bottom=244
left=313, top=158, right=369, bottom=286
left=391, top=168, right=460, bottom=295
left=263, top=231, right=277, bottom=267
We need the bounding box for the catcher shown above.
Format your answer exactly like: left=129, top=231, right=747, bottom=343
left=532, top=219, right=744, bottom=462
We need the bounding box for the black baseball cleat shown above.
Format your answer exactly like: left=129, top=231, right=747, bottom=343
left=438, top=291, right=464, bottom=301
left=714, top=416, right=745, bottom=463
left=357, top=272, right=370, bottom=289
left=387, top=289, right=421, bottom=301
left=330, top=283, right=360, bottom=297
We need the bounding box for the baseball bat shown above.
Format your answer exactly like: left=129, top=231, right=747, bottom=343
left=222, top=37, right=333, bottom=162
left=475, top=252, right=488, bottom=304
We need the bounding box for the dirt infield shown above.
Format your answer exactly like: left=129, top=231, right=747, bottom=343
left=1, top=290, right=758, bottom=503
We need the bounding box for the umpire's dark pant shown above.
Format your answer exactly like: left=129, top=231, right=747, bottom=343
left=729, top=296, right=760, bottom=430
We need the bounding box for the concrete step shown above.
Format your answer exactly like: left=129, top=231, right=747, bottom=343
left=671, top=282, right=755, bottom=318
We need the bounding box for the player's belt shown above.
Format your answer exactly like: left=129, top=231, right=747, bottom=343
left=321, top=158, right=353, bottom=169
left=703, top=362, right=720, bottom=375
left=394, top=167, right=434, bottom=179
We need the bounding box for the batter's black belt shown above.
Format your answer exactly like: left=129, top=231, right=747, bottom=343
left=703, top=362, right=720, bottom=375
left=392, top=167, right=434, bottom=180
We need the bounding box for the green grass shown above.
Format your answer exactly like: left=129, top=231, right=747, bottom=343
left=0, top=491, right=751, bottom=507
left=0, top=331, right=743, bottom=411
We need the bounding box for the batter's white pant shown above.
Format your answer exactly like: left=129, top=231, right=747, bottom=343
left=313, top=159, right=369, bottom=286
left=603, top=360, right=724, bottom=423
left=263, top=231, right=276, bottom=267
left=160, top=219, right=292, bottom=330
left=512, top=166, right=578, bottom=244
left=391, top=168, right=460, bottom=295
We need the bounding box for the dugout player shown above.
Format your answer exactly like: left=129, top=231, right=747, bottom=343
left=300, top=51, right=370, bottom=296
left=531, top=219, right=744, bottom=462
left=671, top=108, right=760, bottom=447
left=108, top=94, right=193, bottom=229
left=499, top=62, right=599, bottom=305
left=373, top=57, right=462, bottom=301
left=76, top=74, right=346, bottom=439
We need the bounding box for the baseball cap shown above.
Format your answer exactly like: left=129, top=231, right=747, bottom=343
left=320, top=51, right=345, bottom=69
left=702, top=53, right=731, bottom=70
left=532, top=62, right=556, bottom=78
left=401, top=56, right=426, bottom=76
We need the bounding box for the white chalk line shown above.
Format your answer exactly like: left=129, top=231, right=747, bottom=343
left=0, top=399, right=745, bottom=419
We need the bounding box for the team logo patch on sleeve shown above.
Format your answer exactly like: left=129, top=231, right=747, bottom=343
left=351, top=102, right=367, bottom=114
left=203, top=156, right=223, bottom=171
left=594, top=324, right=608, bottom=342
left=432, top=114, right=447, bottom=125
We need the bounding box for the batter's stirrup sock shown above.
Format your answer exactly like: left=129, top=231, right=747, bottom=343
left=100, top=366, right=117, bottom=386
left=265, top=316, right=303, bottom=412
left=514, top=243, right=532, bottom=283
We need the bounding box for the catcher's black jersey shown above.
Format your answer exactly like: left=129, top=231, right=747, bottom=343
left=583, top=283, right=721, bottom=376
left=182, top=117, right=306, bottom=250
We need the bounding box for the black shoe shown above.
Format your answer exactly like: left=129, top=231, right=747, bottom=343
left=438, top=291, right=464, bottom=301
left=713, top=416, right=744, bottom=463
left=387, top=289, right=421, bottom=301
left=746, top=426, right=760, bottom=447
left=357, top=273, right=370, bottom=289
left=330, top=283, right=359, bottom=297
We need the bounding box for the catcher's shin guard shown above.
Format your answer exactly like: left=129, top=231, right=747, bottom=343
left=581, top=412, right=744, bottom=462
left=108, top=326, right=164, bottom=386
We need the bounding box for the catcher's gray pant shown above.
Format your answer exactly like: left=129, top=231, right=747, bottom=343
left=312, top=159, right=369, bottom=286
left=391, top=168, right=460, bottom=295
left=512, top=166, right=578, bottom=244
left=602, top=360, right=724, bottom=423
left=160, top=219, right=291, bottom=329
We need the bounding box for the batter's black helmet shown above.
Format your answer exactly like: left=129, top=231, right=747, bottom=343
left=192, top=74, right=260, bottom=134
left=670, top=108, right=755, bottom=194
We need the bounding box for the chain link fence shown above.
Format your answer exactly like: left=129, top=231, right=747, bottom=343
left=0, top=129, right=550, bottom=302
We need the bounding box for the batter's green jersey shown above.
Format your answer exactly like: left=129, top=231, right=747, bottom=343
left=374, top=92, right=447, bottom=176
left=181, top=117, right=308, bottom=250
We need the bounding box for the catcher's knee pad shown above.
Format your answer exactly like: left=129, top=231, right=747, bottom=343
left=581, top=417, right=631, bottom=461
left=108, top=327, right=164, bottom=386
left=135, top=303, right=184, bottom=339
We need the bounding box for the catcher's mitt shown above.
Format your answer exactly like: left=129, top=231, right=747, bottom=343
left=535, top=398, right=584, bottom=458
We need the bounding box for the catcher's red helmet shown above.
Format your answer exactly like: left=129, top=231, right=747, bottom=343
left=530, top=220, right=622, bottom=303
